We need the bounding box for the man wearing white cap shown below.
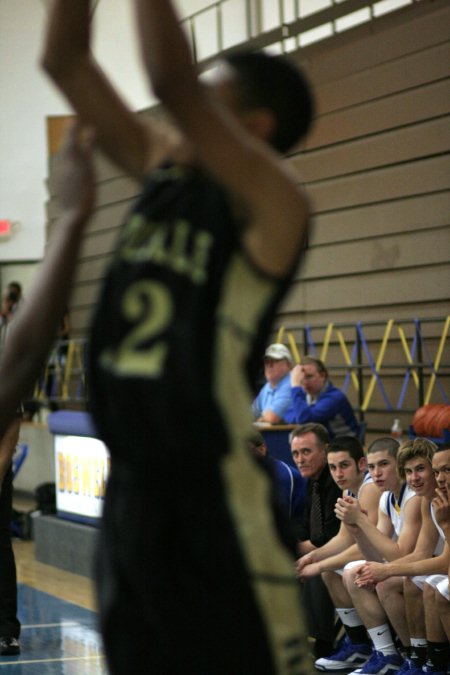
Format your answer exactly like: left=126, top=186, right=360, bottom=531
left=253, top=343, right=293, bottom=424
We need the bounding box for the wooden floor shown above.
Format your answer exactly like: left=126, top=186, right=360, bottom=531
left=12, top=492, right=97, bottom=611
left=14, top=539, right=98, bottom=612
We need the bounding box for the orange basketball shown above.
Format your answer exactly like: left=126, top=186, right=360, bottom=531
left=429, top=406, right=450, bottom=438
left=412, top=405, right=433, bottom=435
left=413, top=404, right=450, bottom=437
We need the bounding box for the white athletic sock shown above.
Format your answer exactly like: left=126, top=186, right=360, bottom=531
left=368, top=624, right=397, bottom=655
left=411, top=638, right=427, bottom=648
left=336, top=608, right=364, bottom=627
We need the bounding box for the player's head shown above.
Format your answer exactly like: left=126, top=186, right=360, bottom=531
left=432, top=442, right=450, bottom=495
left=327, top=436, right=366, bottom=491
left=220, top=49, right=314, bottom=153
left=397, top=437, right=437, bottom=480
left=366, top=436, right=400, bottom=492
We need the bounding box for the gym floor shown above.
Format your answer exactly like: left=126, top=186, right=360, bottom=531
left=3, top=521, right=107, bottom=674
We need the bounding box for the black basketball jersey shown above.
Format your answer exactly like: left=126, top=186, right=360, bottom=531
left=89, top=165, right=294, bottom=479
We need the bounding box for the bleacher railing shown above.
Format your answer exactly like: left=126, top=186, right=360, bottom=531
left=181, top=0, right=418, bottom=65
left=28, top=316, right=449, bottom=424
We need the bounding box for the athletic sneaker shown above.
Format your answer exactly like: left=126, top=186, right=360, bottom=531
left=0, top=636, right=20, bottom=656
left=315, top=634, right=372, bottom=671
left=348, top=650, right=403, bottom=675
left=421, top=662, right=445, bottom=675
left=396, top=659, right=424, bottom=675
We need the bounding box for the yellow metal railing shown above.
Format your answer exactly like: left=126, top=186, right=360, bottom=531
left=25, top=317, right=449, bottom=419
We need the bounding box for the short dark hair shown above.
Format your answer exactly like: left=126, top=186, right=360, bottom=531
left=8, top=281, right=21, bottom=295
left=301, top=356, right=328, bottom=378
left=327, top=436, right=365, bottom=463
left=247, top=431, right=266, bottom=448
left=367, top=436, right=400, bottom=459
left=289, top=422, right=329, bottom=447
left=224, top=50, right=314, bottom=153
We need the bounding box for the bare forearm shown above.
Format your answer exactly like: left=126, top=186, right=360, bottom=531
left=135, top=0, right=197, bottom=101
left=316, top=543, right=363, bottom=573
left=351, top=525, right=395, bottom=562
left=384, top=555, right=449, bottom=579
left=0, top=212, right=88, bottom=436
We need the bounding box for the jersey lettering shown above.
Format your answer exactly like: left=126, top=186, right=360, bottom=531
left=120, top=214, right=213, bottom=285
left=100, top=280, right=173, bottom=378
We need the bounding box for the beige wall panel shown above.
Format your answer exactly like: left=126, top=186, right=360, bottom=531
left=282, top=264, right=450, bottom=313
left=310, top=192, right=450, bottom=246
left=297, top=226, right=449, bottom=280
left=306, top=79, right=450, bottom=150
left=275, top=301, right=450, bottom=331
left=307, top=1, right=450, bottom=84
left=315, top=41, right=450, bottom=114
left=309, top=155, right=450, bottom=211
left=68, top=307, right=96, bottom=338
left=79, top=229, right=120, bottom=260
left=293, top=116, right=450, bottom=182
left=84, top=201, right=132, bottom=235
left=70, top=282, right=103, bottom=310
left=47, top=175, right=140, bottom=219
left=74, top=255, right=114, bottom=285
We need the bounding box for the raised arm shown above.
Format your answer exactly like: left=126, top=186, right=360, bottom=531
left=41, top=1, right=179, bottom=180
left=0, top=123, right=95, bottom=438
left=134, top=0, right=310, bottom=277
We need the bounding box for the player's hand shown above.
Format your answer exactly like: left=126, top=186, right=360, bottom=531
left=354, top=561, right=386, bottom=586
left=53, top=120, right=96, bottom=223
left=298, top=562, right=322, bottom=580
left=432, top=488, right=450, bottom=527
left=297, top=551, right=314, bottom=572
left=290, top=364, right=304, bottom=388
left=335, top=495, right=366, bottom=526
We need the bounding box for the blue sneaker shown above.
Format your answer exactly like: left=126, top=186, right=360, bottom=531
left=421, top=662, right=445, bottom=675
left=349, top=650, right=403, bottom=675
left=397, top=660, right=424, bottom=675
left=315, top=635, right=372, bottom=671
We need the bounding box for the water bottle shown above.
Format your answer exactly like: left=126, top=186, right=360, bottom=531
left=391, top=418, right=403, bottom=441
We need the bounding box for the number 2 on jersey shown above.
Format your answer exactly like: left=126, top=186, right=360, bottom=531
left=100, top=280, right=173, bottom=378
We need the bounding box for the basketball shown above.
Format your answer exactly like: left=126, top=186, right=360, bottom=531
left=413, top=404, right=450, bottom=438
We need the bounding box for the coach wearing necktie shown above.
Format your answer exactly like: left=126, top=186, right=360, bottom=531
left=290, top=423, right=342, bottom=659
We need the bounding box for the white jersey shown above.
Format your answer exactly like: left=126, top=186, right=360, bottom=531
left=344, top=471, right=373, bottom=500
left=431, top=502, right=445, bottom=555
left=379, top=482, right=416, bottom=540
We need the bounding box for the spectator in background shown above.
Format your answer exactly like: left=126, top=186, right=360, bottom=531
left=252, top=343, right=293, bottom=423
left=248, top=430, right=306, bottom=524
left=284, top=356, right=361, bottom=439
left=290, top=423, right=342, bottom=659
left=0, top=283, right=23, bottom=330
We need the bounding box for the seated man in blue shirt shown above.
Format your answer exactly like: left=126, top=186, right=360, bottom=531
left=252, top=343, right=293, bottom=423
left=284, top=356, right=360, bottom=439
left=248, top=431, right=305, bottom=524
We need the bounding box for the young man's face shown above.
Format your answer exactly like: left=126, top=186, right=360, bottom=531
left=291, top=431, right=327, bottom=480
left=404, top=455, right=436, bottom=499
left=367, top=450, right=399, bottom=492
left=264, top=358, right=290, bottom=386
left=327, top=450, right=364, bottom=492
left=432, top=449, right=450, bottom=495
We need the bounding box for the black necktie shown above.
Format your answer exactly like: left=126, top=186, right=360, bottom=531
left=310, top=480, right=323, bottom=541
